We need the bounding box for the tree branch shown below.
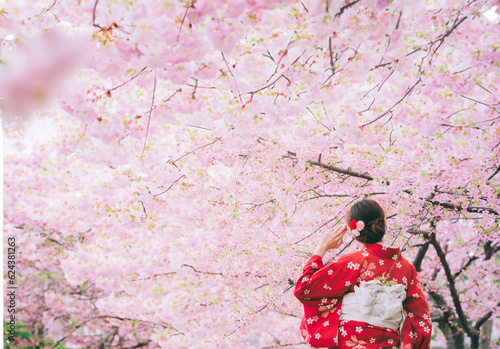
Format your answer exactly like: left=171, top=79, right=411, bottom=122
left=428, top=200, right=498, bottom=216
left=453, top=254, right=478, bottom=279
left=484, top=241, right=500, bottom=260
left=488, top=165, right=500, bottom=181
left=413, top=240, right=430, bottom=272
left=181, top=264, right=223, bottom=276
left=122, top=341, right=152, bottom=349
left=308, top=160, right=373, bottom=180
left=475, top=300, right=500, bottom=330
left=308, top=160, right=390, bottom=185
left=429, top=15, right=468, bottom=57
left=334, top=0, right=361, bottom=18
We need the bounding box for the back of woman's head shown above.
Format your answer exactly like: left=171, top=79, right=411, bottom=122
left=346, top=199, right=386, bottom=244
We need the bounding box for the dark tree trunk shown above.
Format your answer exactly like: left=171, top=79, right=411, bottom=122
left=438, top=322, right=465, bottom=349
left=471, top=333, right=480, bottom=349
left=429, top=291, right=465, bottom=349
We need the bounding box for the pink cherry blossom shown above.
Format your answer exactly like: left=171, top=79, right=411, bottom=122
left=356, top=221, right=365, bottom=231
left=2, top=1, right=500, bottom=349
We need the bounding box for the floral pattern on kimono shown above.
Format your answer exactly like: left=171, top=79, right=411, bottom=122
left=338, top=320, right=399, bottom=349
left=294, top=243, right=431, bottom=349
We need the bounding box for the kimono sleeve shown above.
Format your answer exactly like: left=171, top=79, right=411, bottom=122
left=401, top=264, right=432, bottom=349
left=294, top=253, right=363, bottom=306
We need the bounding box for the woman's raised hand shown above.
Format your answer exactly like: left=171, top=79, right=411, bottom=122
left=313, top=225, right=347, bottom=258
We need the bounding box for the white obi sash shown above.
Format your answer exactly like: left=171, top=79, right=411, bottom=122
left=340, top=279, right=406, bottom=330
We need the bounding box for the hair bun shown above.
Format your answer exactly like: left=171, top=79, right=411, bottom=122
left=356, top=218, right=385, bottom=244
left=347, top=199, right=386, bottom=244
left=370, top=217, right=386, bottom=235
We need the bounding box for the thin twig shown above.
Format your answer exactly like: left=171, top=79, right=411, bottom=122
left=293, top=217, right=337, bottom=245
left=221, top=52, right=244, bottom=105
left=140, top=72, right=157, bottom=158
left=360, top=78, right=421, bottom=128
left=244, top=51, right=305, bottom=96
left=462, top=95, right=500, bottom=113
left=254, top=283, right=270, bottom=291
left=26, top=0, right=58, bottom=21
left=177, top=1, right=191, bottom=42
left=92, top=0, right=101, bottom=29
left=132, top=272, right=176, bottom=281
left=301, top=1, right=309, bottom=13
left=153, top=175, right=186, bottom=198
left=135, top=87, right=182, bottom=118
left=138, top=200, right=147, bottom=219
left=386, top=211, right=429, bottom=278
left=306, top=107, right=331, bottom=131
left=190, top=77, right=198, bottom=99
left=106, top=67, right=147, bottom=96
left=170, top=138, right=221, bottom=165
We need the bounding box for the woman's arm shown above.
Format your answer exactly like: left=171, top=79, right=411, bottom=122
left=294, top=225, right=364, bottom=305
left=312, top=225, right=347, bottom=258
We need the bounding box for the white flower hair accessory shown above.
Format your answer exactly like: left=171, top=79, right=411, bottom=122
left=349, top=219, right=365, bottom=237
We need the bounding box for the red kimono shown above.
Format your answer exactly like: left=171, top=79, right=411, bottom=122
left=294, top=243, right=431, bottom=349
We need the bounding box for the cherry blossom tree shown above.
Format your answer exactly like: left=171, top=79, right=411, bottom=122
left=2, top=0, right=500, bottom=348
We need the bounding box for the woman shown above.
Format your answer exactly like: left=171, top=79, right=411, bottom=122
left=294, top=199, right=432, bottom=349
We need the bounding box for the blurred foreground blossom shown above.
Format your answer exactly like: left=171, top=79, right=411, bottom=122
left=0, top=28, right=92, bottom=120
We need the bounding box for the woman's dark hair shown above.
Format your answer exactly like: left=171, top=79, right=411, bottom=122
left=346, top=199, right=386, bottom=244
